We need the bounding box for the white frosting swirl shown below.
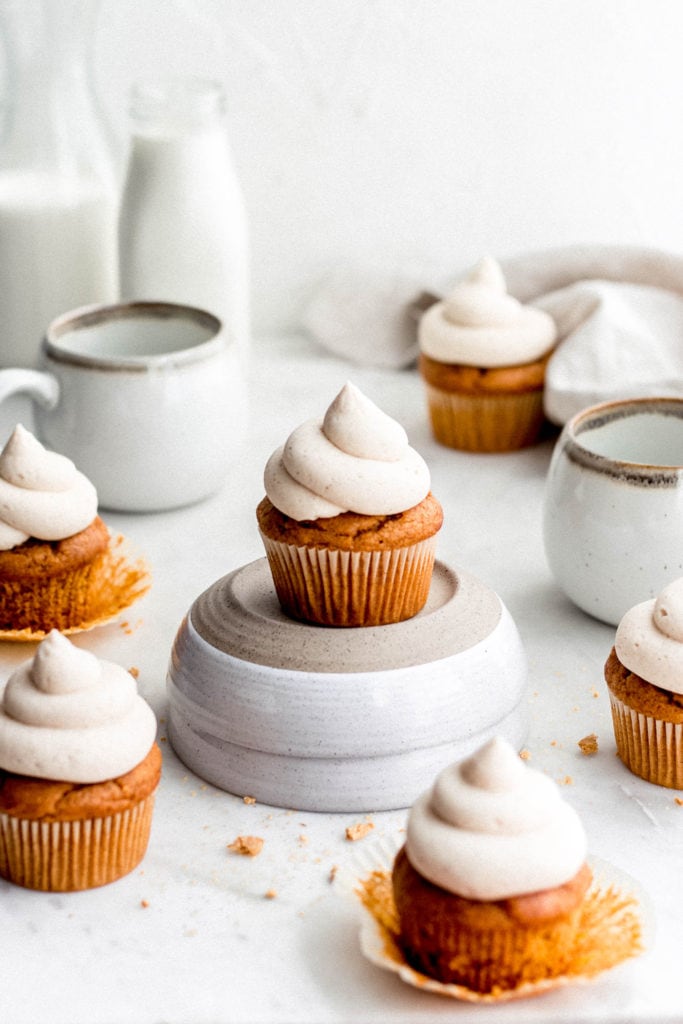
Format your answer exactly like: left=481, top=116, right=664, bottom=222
left=615, top=577, right=683, bottom=693
left=0, top=631, right=157, bottom=783
left=263, top=382, right=430, bottom=521
left=405, top=736, right=587, bottom=901
left=0, top=425, right=98, bottom=550
left=419, top=256, right=557, bottom=367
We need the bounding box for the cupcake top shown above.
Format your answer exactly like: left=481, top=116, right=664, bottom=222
left=0, top=424, right=97, bottom=551
left=405, top=736, right=587, bottom=901
left=418, top=256, right=557, bottom=367
left=615, top=577, right=683, bottom=694
left=263, top=382, right=431, bottom=521
left=0, top=630, right=157, bottom=783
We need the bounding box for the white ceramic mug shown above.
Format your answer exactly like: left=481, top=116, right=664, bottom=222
left=543, top=397, right=683, bottom=625
left=0, top=301, right=247, bottom=512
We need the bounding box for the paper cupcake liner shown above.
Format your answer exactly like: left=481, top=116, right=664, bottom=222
left=340, top=836, right=646, bottom=1003
left=0, top=793, right=156, bottom=891
left=0, top=534, right=150, bottom=642
left=609, top=692, right=683, bottom=789
left=260, top=533, right=437, bottom=627
left=423, top=384, right=545, bottom=453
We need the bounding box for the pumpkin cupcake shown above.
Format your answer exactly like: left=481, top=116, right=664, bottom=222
left=392, top=736, right=591, bottom=993
left=605, top=576, right=683, bottom=788
left=418, top=256, right=557, bottom=452
left=0, top=424, right=149, bottom=636
left=257, top=382, right=443, bottom=627
left=0, top=630, right=161, bottom=891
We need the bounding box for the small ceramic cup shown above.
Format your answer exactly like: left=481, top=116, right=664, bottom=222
left=0, top=301, right=247, bottom=511
left=543, top=396, right=683, bottom=625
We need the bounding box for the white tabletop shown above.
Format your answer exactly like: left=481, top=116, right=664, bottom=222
left=0, top=334, right=676, bottom=1024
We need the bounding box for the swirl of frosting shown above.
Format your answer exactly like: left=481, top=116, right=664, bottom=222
left=615, top=577, right=683, bottom=693
left=405, top=736, right=587, bottom=901
left=418, top=256, right=557, bottom=367
left=0, top=424, right=98, bottom=550
left=0, top=631, right=157, bottom=783
left=263, top=382, right=430, bottom=520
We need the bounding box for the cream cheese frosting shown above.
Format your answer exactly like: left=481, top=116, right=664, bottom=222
left=0, top=631, right=157, bottom=783
left=615, top=577, right=683, bottom=694
left=405, top=736, right=587, bottom=901
left=419, top=256, right=557, bottom=367
left=0, top=424, right=98, bottom=550
left=263, top=382, right=431, bottom=521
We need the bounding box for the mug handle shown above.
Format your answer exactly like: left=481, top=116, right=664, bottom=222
left=0, top=368, right=60, bottom=409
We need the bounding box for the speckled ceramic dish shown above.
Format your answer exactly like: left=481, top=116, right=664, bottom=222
left=166, top=557, right=528, bottom=812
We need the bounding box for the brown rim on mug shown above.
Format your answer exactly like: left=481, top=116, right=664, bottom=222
left=44, top=301, right=224, bottom=373
left=561, top=396, right=683, bottom=486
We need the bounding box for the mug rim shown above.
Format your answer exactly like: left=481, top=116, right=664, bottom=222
left=564, top=395, right=683, bottom=477
left=44, top=301, right=225, bottom=371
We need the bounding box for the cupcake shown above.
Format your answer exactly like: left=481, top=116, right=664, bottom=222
left=0, top=630, right=161, bottom=891
left=392, top=736, right=591, bottom=993
left=605, top=577, right=683, bottom=788
left=418, top=256, right=557, bottom=452
left=0, top=424, right=149, bottom=635
left=256, top=382, right=443, bottom=627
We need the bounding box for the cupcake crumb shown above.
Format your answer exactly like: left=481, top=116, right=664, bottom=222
left=298, top=834, right=308, bottom=845
left=243, top=795, right=256, bottom=805
left=345, top=821, right=374, bottom=842
left=227, top=835, right=264, bottom=857
left=561, top=775, right=573, bottom=785
left=675, top=797, right=683, bottom=806
left=140, top=899, right=149, bottom=909
left=519, top=748, right=531, bottom=760
left=578, top=733, right=599, bottom=755
left=128, top=666, right=139, bottom=679
left=328, top=865, right=338, bottom=883
left=264, top=888, right=277, bottom=900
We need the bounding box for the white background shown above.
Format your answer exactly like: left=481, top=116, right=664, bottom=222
left=92, top=0, right=683, bottom=334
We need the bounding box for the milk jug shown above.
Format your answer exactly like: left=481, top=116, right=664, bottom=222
left=118, top=78, right=250, bottom=368
left=0, top=0, right=118, bottom=368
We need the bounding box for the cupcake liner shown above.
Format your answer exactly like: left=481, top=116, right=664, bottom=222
left=423, top=384, right=545, bottom=453
left=0, top=793, right=156, bottom=891
left=340, top=836, right=646, bottom=1003
left=0, top=533, right=150, bottom=642
left=259, top=533, right=437, bottom=627
left=609, top=691, right=683, bottom=789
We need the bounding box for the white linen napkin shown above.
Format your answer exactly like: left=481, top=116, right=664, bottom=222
left=501, top=245, right=683, bottom=424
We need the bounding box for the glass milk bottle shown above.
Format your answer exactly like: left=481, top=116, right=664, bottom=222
left=0, top=0, right=118, bottom=367
left=118, top=78, right=250, bottom=368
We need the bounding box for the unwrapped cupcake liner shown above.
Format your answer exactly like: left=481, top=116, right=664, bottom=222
left=260, top=533, right=437, bottom=626
left=0, top=533, right=150, bottom=641
left=609, top=692, right=683, bottom=789
left=0, top=793, right=156, bottom=892
left=423, top=383, right=545, bottom=453
left=346, top=836, right=646, bottom=1003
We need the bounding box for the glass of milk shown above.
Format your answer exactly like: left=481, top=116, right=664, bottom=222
left=118, top=77, right=250, bottom=371
left=0, top=0, right=118, bottom=368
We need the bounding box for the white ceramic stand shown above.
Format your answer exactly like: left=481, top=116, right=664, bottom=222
left=167, top=557, right=528, bottom=811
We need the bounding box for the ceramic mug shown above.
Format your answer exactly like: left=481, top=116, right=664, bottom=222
left=543, top=396, right=683, bottom=625
left=0, top=301, right=247, bottom=512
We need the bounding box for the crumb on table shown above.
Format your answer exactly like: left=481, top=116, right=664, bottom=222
left=578, top=733, right=599, bottom=755
left=128, top=666, right=140, bottom=679
left=345, top=821, right=374, bottom=842
left=264, top=889, right=277, bottom=900
left=519, top=748, right=531, bottom=760
left=243, top=795, right=256, bottom=805
left=227, top=835, right=264, bottom=857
